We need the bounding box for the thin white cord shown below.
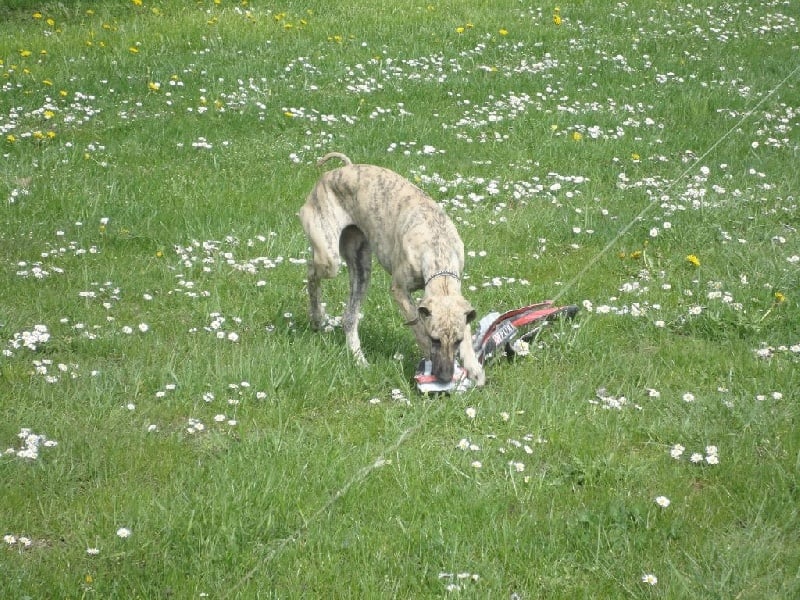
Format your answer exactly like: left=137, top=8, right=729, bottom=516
left=227, top=398, right=444, bottom=595
left=228, top=60, right=799, bottom=595
left=551, top=61, right=800, bottom=303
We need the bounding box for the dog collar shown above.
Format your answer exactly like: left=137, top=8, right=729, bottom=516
left=425, top=270, right=461, bottom=287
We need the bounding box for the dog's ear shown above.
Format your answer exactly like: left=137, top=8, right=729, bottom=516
left=460, top=299, right=477, bottom=324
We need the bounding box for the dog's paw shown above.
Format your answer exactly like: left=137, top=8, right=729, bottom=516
left=471, top=370, right=486, bottom=387
left=352, top=349, right=369, bottom=367
left=465, top=365, right=485, bottom=387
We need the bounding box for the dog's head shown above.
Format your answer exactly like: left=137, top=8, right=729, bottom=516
left=418, top=296, right=476, bottom=383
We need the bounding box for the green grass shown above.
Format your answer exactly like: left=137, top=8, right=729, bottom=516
left=2, top=0, right=799, bottom=597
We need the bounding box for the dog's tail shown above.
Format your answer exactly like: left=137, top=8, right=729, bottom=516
left=317, top=152, right=353, bottom=167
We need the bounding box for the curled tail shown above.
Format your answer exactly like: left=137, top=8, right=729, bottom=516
left=317, top=152, right=353, bottom=167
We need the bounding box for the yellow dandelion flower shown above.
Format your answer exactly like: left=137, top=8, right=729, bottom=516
left=630, top=250, right=643, bottom=260
left=686, top=254, right=701, bottom=267
left=284, top=111, right=295, bottom=118
left=148, top=81, right=161, bottom=91
left=20, top=50, right=33, bottom=57
left=456, top=26, right=465, bottom=34
left=60, top=89, right=68, bottom=97
left=156, top=250, right=164, bottom=258
left=46, top=18, right=55, bottom=27
left=6, top=134, right=16, bottom=143
left=572, top=131, right=583, bottom=141
left=40, top=49, right=48, bottom=56
left=499, top=28, right=509, bottom=36
left=43, top=110, right=55, bottom=119
left=774, top=291, right=786, bottom=303
left=33, top=130, right=45, bottom=140
left=129, top=46, right=139, bottom=54
left=42, top=79, right=53, bottom=86
left=46, top=131, right=56, bottom=139
left=86, top=9, right=95, bottom=16
left=631, top=152, right=640, bottom=161
left=553, top=14, right=562, bottom=25
left=132, top=0, right=143, bottom=6
left=33, top=12, right=43, bottom=19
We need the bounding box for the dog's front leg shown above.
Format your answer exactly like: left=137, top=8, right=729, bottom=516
left=459, top=325, right=486, bottom=387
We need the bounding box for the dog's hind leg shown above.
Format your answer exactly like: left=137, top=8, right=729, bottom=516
left=340, top=225, right=372, bottom=365
left=299, top=201, right=341, bottom=330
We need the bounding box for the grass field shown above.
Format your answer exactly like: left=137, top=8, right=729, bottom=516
left=1, top=0, right=799, bottom=597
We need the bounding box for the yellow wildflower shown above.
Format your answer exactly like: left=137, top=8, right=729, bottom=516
left=132, top=0, right=143, bottom=6
left=148, top=81, right=161, bottom=91
left=20, top=50, right=33, bottom=57
left=774, top=291, right=786, bottom=303
left=129, top=46, right=139, bottom=54
left=33, top=12, right=42, bottom=19
left=686, top=254, right=701, bottom=267
left=43, top=110, right=55, bottom=119
left=572, top=131, right=583, bottom=141
left=6, top=134, right=16, bottom=143
left=456, top=26, right=465, bottom=34
left=499, top=28, right=509, bottom=36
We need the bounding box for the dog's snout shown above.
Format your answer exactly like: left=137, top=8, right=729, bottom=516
left=433, top=357, right=455, bottom=383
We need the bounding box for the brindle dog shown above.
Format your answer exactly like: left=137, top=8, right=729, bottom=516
left=299, top=152, right=485, bottom=386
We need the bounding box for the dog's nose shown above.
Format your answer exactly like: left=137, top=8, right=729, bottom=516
left=434, top=362, right=455, bottom=383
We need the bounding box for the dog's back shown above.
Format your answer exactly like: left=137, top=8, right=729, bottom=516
left=312, top=155, right=464, bottom=279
